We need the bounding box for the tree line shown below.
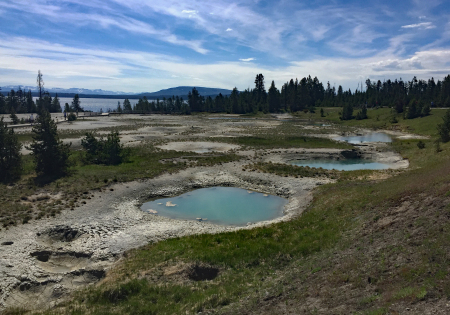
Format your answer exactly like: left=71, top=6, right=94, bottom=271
left=112, top=74, right=450, bottom=116
left=0, top=89, right=87, bottom=115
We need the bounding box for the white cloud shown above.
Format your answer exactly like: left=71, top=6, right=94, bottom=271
left=0, top=1, right=209, bottom=54
left=182, top=10, right=198, bottom=14
left=401, top=22, right=436, bottom=29
left=2, top=36, right=450, bottom=94
left=239, top=58, right=255, bottom=62
left=226, top=28, right=232, bottom=32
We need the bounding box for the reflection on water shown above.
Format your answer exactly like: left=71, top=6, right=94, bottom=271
left=141, top=187, right=288, bottom=226
left=290, top=159, right=390, bottom=171
left=335, top=133, right=392, bottom=144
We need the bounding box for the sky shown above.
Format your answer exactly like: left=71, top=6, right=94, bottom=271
left=0, top=0, right=450, bottom=93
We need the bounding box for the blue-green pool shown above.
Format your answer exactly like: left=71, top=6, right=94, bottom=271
left=141, top=187, right=288, bottom=226
left=290, top=159, right=390, bottom=171
left=336, top=133, right=392, bottom=144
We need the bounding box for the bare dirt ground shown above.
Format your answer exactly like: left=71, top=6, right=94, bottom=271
left=0, top=114, right=410, bottom=311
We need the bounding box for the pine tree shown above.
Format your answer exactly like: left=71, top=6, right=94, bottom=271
left=26, top=90, right=36, bottom=113
left=71, top=94, right=83, bottom=113
left=437, top=109, right=450, bottom=143
left=0, top=118, right=22, bottom=182
left=229, top=88, right=240, bottom=113
left=340, top=103, right=353, bottom=120
left=355, top=106, right=368, bottom=120
left=27, top=109, right=71, bottom=176
left=188, top=88, right=203, bottom=112
left=123, top=99, right=132, bottom=112
left=9, top=109, right=20, bottom=125
left=267, top=81, right=280, bottom=112
left=406, top=99, right=418, bottom=119
left=422, top=102, right=431, bottom=116
left=51, top=94, right=62, bottom=112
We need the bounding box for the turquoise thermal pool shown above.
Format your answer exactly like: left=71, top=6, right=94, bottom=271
left=141, top=187, right=288, bottom=226
left=290, top=159, right=390, bottom=171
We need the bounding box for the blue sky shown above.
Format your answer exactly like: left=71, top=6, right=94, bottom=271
left=0, top=0, right=450, bottom=93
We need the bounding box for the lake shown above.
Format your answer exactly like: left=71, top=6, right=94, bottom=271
left=335, top=133, right=392, bottom=144
left=33, top=97, right=140, bottom=112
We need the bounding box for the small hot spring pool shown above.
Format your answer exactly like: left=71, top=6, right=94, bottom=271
left=141, top=187, right=288, bottom=226
left=335, top=133, right=392, bottom=144
left=290, top=159, right=390, bottom=171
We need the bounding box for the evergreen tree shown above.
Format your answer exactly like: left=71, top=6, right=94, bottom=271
left=422, top=102, right=431, bottom=116
left=188, top=88, right=203, bottom=112
left=267, top=81, right=280, bottom=112
left=406, top=99, right=418, bottom=119
left=355, top=106, right=368, bottom=120
left=254, top=74, right=267, bottom=112
left=340, top=103, right=353, bottom=120
left=101, top=131, right=125, bottom=165
left=123, top=99, right=132, bottom=112
left=51, top=93, right=62, bottom=112
left=0, top=92, right=5, bottom=114
left=254, top=74, right=265, bottom=93
left=36, top=94, right=52, bottom=114
left=71, top=94, right=83, bottom=113
left=26, top=90, right=36, bottom=113
left=437, top=109, right=450, bottom=143
left=230, top=88, right=240, bottom=113
left=10, top=109, right=20, bottom=125
left=0, top=118, right=22, bottom=182
left=27, top=109, right=71, bottom=176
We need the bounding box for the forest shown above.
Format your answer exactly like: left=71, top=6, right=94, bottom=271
left=125, top=73, right=450, bottom=116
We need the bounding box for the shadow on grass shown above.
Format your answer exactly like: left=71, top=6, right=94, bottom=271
left=33, top=172, right=68, bottom=187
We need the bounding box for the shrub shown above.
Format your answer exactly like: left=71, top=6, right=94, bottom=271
left=417, top=141, right=425, bottom=149
left=67, top=113, right=77, bottom=121
left=81, top=130, right=127, bottom=165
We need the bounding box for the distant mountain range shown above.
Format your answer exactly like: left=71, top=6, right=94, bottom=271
left=0, top=86, right=233, bottom=99
left=0, top=85, right=128, bottom=95
left=138, top=86, right=233, bottom=98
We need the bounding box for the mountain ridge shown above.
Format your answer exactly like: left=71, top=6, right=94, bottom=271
left=0, top=86, right=233, bottom=98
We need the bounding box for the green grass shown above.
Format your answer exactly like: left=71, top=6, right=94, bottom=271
left=294, top=107, right=448, bottom=137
